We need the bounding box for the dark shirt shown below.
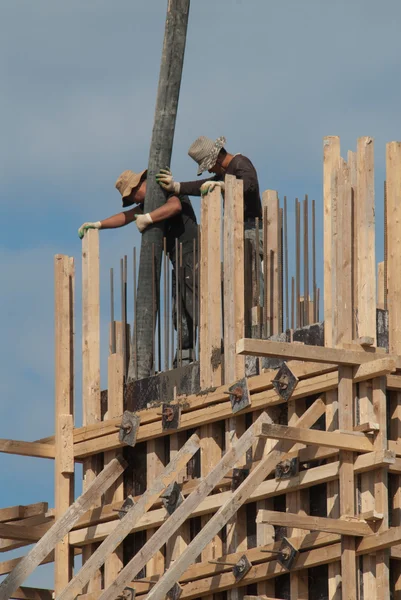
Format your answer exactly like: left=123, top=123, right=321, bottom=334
left=179, top=154, right=262, bottom=220
left=165, top=194, right=198, bottom=262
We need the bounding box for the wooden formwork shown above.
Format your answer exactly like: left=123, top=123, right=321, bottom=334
left=3, top=138, right=401, bottom=600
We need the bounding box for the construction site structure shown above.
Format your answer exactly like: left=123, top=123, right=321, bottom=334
left=2, top=136, right=401, bottom=600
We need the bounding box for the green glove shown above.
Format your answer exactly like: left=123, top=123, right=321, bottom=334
left=78, top=221, right=101, bottom=239
left=200, top=181, right=225, bottom=197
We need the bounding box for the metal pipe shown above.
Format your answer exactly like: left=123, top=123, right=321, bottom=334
left=179, top=242, right=184, bottom=367
left=110, top=268, right=116, bottom=354
left=175, top=238, right=180, bottom=368
left=291, top=276, right=295, bottom=330
left=124, top=255, right=128, bottom=372
left=284, top=196, right=289, bottom=331
left=133, top=247, right=138, bottom=380
left=163, top=238, right=168, bottom=372
left=295, top=199, right=301, bottom=328
left=166, top=252, right=170, bottom=370
left=263, top=205, right=268, bottom=338
left=279, top=207, right=283, bottom=334
left=255, top=217, right=261, bottom=327
left=120, top=258, right=126, bottom=379
left=152, top=243, right=156, bottom=376
left=197, top=225, right=201, bottom=359
left=312, top=199, right=316, bottom=323
left=303, top=195, right=309, bottom=326
left=193, top=237, right=196, bottom=361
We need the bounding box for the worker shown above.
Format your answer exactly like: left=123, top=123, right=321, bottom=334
left=156, top=135, right=263, bottom=297
left=78, top=169, right=198, bottom=367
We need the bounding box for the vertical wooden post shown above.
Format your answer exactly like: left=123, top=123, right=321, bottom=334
left=348, top=150, right=358, bottom=339
left=356, top=137, right=376, bottom=343
left=223, top=176, right=246, bottom=600
left=263, top=190, right=280, bottom=336
left=104, top=352, right=124, bottom=585
left=377, top=262, right=385, bottom=309
left=54, top=255, right=75, bottom=595
left=166, top=432, right=190, bottom=567
left=82, top=229, right=102, bottom=592
left=323, top=136, right=341, bottom=348
left=199, top=187, right=224, bottom=595
left=386, top=142, right=401, bottom=595
left=146, top=438, right=166, bottom=578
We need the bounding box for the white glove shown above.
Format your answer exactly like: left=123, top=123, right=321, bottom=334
left=135, top=213, right=153, bottom=233
left=156, top=168, right=181, bottom=194
left=78, top=221, right=101, bottom=239
left=200, top=181, right=225, bottom=197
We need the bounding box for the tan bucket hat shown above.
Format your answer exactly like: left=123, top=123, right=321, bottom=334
left=188, top=136, right=226, bottom=175
left=115, top=169, right=147, bottom=206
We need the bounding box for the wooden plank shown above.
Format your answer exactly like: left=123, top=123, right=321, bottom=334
left=0, top=522, right=49, bottom=542
left=57, top=435, right=199, bottom=600
left=0, top=456, right=126, bottom=600
left=81, top=229, right=102, bottom=593
left=104, top=353, right=124, bottom=586
left=0, top=548, right=82, bottom=577
left=356, top=137, right=376, bottom=342
left=387, top=141, right=401, bottom=597
left=96, top=412, right=279, bottom=600
left=256, top=509, right=372, bottom=536
left=73, top=372, right=339, bottom=458
left=146, top=437, right=166, bottom=578
left=353, top=357, right=395, bottom=382
left=9, top=587, right=53, bottom=600
left=259, top=422, right=373, bottom=452
left=237, top=338, right=401, bottom=367
left=0, top=503, right=48, bottom=524
left=0, top=440, right=55, bottom=459
left=348, top=149, right=358, bottom=341
left=323, top=136, right=341, bottom=348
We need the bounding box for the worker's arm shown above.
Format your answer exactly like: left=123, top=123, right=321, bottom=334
left=100, top=206, right=142, bottom=229
left=78, top=207, right=142, bottom=239
left=134, top=195, right=182, bottom=234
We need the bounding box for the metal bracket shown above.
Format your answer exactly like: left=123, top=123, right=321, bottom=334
left=231, top=468, right=249, bottom=490
left=232, top=555, right=252, bottom=582
left=226, top=378, right=250, bottom=414
left=277, top=537, right=299, bottom=571
left=166, top=582, right=183, bottom=600
left=161, top=403, right=181, bottom=431
left=117, top=588, right=135, bottom=600
left=161, top=481, right=184, bottom=515
left=118, top=411, right=140, bottom=447
left=275, top=457, right=299, bottom=481
left=116, top=496, right=135, bottom=520
left=272, top=363, right=299, bottom=401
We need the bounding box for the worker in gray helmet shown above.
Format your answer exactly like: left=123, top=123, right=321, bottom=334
left=156, top=135, right=263, bottom=299
left=78, top=169, right=198, bottom=367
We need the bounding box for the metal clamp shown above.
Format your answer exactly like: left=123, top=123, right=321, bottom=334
left=224, top=468, right=249, bottom=491
left=166, top=582, right=183, bottom=600
left=160, top=403, right=181, bottom=430
left=275, top=457, right=299, bottom=481
left=226, top=378, right=251, bottom=414
left=277, top=537, right=299, bottom=570
left=272, top=363, right=299, bottom=401
left=209, top=555, right=252, bottom=582
left=116, top=411, right=140, bottom=447
left=117, top=588, right=135, bottom=600
left=161, top=481, right=184, bottom=515
left=113, top=496, right=135, bottom=520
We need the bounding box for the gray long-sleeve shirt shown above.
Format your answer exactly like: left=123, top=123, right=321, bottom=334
left=179, top=154, right=262, bottom=220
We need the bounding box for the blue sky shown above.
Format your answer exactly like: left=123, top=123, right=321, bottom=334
left=1, top=0, right=401, bottom=589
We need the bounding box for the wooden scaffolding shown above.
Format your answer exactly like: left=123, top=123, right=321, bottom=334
left=2, top=136, right=401, bottom=600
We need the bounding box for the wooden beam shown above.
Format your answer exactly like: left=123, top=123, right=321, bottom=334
left=57, top=435, right=200, bottom=600
left=54, top=254, right=75, bottom=594
left=260, top=422, right=373, bottom=452
left=323, top=135, right=341, bottom=348
left=0, top=503, right=48, bottom=524
left=96, top=412, right=276, bottom=600
left=264, top=189, right=280, bottom=336
left=9, top=587, right=53, bottom=600
left=146, top=436, right=166, bottom=578
left=74, top=371, right=339, bottom=458
left=0, top=522, right=49, bottom=542
left=0, top=439, right=55, bottom=460
left=237, top=338, right=401, bottom=368
left=0, top=548, right=82, bottom=577
left=81, top=228, right=102, bottom=593
left=352, top=357, right=395, bottom=382
left=377, top=261, right=385, bottom=309
left=256, top=509, right=372, bottom=536
left=0, top=456, right=126, bottom=600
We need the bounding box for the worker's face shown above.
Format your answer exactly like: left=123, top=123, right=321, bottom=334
left=208, top=153, right=224, bottom=176
left=126, top=180, right=147, bottom=205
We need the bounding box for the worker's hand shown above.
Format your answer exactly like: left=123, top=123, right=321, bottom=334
left=135, top=213, right=153, bottom=233
left=200, top=181, right=225, bottom=197
left=78, top=221, right=101, bottom=239
left=156, top=168, right=181, bottom=194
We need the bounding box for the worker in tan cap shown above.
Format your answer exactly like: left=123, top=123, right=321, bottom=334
left=156, top=135, right=264, bottom=299
left=78, top=169, right=198, bottom=366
